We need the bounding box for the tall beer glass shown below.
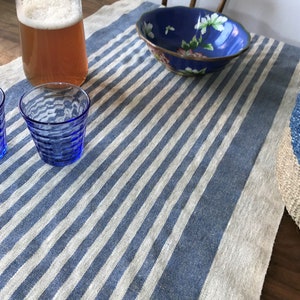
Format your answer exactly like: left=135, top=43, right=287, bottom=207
left=16, top=0, right=88, bottom=86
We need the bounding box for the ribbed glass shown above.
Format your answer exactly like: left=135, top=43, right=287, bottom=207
left=19, top=83, right=90, bottom=166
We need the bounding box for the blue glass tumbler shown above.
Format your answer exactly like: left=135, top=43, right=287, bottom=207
left=19, top=82, right=90, bottom=166
left=0, top=88, right=7, bottom=159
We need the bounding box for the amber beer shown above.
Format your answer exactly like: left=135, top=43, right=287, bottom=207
left=16, top=0, right=88, bottom=86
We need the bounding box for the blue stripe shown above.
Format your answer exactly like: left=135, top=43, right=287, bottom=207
left=85, top=2, right=157, bottom=58
left=1, top=1, right=299, bottom=299
left=86, top=27, right=140, bottom=86
left=38, top=72, right=191, bottom=299
left=68, top=37, right=263, bottom=299
left=6, top=47, right=177, bottom=298
left=100, top=35, right=269, bottom=300
left=0, top=2, right=156, bottom=235
left=1, top=2, right=159, bottom=291
left=0, top=30, right=253, bottom=296
left=85, top=58, right=160, bottom=140
left=1, top=61, right=163, bottom=297
left=150, top=42, right=300, bottom=299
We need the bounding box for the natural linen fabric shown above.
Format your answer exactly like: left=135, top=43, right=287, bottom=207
left=277, top=127, right=300, bottom=229
left=0, top=0, right=300, bottom=299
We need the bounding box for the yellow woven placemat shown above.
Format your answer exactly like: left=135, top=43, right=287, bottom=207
left=277, top=127, right=300, bottom=229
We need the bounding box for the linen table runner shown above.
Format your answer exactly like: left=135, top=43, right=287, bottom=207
left=1, top=1, right=300, bottom=299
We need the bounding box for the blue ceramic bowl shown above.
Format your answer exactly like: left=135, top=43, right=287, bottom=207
left=136, top=6, right=251, bottom=76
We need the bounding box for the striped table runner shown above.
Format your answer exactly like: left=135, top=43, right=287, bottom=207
left=1, top=1, right=300, bottom=299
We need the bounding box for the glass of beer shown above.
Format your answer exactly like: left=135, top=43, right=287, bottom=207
left=16, top=0, right=88, bottom=86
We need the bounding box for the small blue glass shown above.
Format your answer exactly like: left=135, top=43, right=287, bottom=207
left=0, top=88, right=7, bottom=159
left=19, top=82, right=90, bottom=167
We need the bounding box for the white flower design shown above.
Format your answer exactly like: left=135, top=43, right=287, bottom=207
left=165, top=25, right=175, bottom=35
left=184, top=67, right=207, bottom=75
left=142, top=21, right=155, bottom=39
left=194, top=13, right=228, bottom=35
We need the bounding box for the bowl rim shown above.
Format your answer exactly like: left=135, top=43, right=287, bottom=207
left=136, top=6, right=251, bottom=62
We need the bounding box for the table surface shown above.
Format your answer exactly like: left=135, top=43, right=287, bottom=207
left=0, top=0, right=300, bottom=300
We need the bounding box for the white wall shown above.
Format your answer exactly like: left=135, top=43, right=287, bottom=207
left=151, top=0, right=300, bottom=48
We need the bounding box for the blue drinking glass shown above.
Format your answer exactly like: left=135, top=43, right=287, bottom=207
left=19, top=82, right=90, bottom=167
left=0, top=88, right=7, bottom=159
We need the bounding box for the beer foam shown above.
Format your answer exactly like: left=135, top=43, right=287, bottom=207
left=17, top=0, right=82, bottom=29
